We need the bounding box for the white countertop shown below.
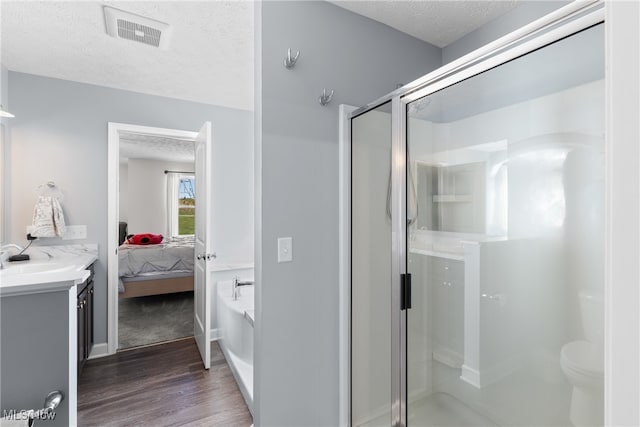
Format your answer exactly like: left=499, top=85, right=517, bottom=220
left=0, top=244, right=98, bottom=297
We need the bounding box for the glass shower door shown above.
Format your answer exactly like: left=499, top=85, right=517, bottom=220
left=351, top=101, right=393, bottom=426
left=405, top=24, right=604, bottom=426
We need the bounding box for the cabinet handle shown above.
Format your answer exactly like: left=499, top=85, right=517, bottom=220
left=89, top=289, right=94, bottom=295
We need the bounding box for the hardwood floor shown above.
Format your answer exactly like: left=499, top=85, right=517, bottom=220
left=78, top=339, right=253, bottom=426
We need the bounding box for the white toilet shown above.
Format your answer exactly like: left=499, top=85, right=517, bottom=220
left=560, top=290, right=604, bottom=426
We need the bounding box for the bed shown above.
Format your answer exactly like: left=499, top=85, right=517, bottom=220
left=118, top=235, right=195, bottom=298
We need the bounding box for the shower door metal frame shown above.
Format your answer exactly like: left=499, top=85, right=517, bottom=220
left=391, top=96, right=407, bottom=427
left=346, top=1, right=606, bottom=426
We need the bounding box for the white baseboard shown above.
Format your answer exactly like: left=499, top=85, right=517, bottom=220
left=88, top=342, right=110, bottom=359
left=210, top=328, right=221, bottom=341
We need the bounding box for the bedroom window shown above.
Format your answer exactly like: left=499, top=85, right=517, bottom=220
left=178, top=177, right=195, bottom=235
left=167, top=174, right=195, bottom=237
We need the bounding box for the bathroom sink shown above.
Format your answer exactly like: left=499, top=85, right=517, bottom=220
left=1, top=262, right=77, bottom=276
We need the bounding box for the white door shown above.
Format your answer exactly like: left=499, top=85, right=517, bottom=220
left=194, top=121, right=213, bottom=369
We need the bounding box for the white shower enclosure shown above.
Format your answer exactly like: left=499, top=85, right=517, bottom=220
left=346, top=2, right=606, bottom=426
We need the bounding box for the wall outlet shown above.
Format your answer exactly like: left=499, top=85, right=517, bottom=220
left=63, top=225, right=87, bottom=240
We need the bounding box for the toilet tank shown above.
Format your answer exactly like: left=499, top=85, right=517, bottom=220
left=579, top=290, right=604, bottom=344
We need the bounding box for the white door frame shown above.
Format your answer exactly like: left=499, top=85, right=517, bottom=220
left=106, top=122, right=198, bottom=355
left=338, top=104, right=356, bottom=426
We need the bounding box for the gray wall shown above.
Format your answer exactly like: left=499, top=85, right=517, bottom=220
left=6, top=72, right=253, bottom=344
left=442, top=1, right=569, bottom=64
left=256, top=2, right=440, bottom=425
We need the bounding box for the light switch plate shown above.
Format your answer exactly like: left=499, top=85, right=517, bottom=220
left=277, top=237, right=293, bottom=263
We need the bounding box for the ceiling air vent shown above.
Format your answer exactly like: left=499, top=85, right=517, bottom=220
left=104, top=6, right=172, bottom=50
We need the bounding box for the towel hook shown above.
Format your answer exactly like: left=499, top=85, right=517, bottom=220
left=284, top=48, right=300, bottom=69
left=318, top=88, right=334, bottom=106
left=36, top=181, right=56, bottom=189
left=37, top=181, right=64, bottom=201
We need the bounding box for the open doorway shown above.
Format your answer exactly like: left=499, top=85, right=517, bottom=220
left=107, top=122, right=213, bottom=368
left=117, top=127, right=196, bottom=349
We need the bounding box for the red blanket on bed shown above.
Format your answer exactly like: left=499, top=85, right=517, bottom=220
left=126, top=233, right=163, bottom=245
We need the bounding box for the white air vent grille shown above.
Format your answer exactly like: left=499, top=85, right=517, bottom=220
left=117, top=19, right=162, bottom=47
left=104, top=6, right=172, bottom=50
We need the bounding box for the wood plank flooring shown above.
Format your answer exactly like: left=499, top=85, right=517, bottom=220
left=78, top=339, right=253, bottom=426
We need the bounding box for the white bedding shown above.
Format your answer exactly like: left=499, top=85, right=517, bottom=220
left=118, top=236, right=195, bottom=279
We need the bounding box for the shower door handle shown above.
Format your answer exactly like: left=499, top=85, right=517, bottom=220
left=401, top=273, right=412, bottom=310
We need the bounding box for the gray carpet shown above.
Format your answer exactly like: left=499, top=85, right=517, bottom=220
left=118, top=291, right=193, bottom=349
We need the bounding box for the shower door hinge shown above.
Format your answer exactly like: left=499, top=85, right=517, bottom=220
left=401, top=273, right=412, bottom=310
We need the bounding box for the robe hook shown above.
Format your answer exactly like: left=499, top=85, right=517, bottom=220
left=284, top=48, right=300, bottom=69
left=319, top=88, right=334, bottom=106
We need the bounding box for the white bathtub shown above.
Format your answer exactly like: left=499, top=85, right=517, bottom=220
left=217, top=279, right=254, bottom=412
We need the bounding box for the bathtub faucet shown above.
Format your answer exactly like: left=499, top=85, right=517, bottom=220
left=232, top=277, right=254, bottom=300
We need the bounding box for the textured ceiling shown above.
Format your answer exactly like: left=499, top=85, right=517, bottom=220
left=120, top=133, right=194, bottom=163
left=330, top=0, right=519, bottom=47
left=1, top=1, right=254, bottom=111
left=1, top=1, right=519, bottom=112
